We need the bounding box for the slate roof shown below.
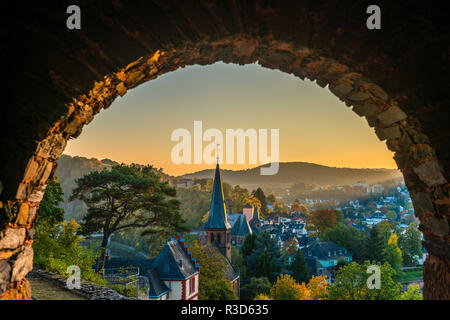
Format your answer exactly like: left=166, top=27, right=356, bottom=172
left=204, top=163, right=231, bottom=230
left=368, top=211, right=387, bottom=219
left=227, top=213, right=242, bottom=228
left=147, top=268, right=170, bottom=298
left=230, top=214, right=252, bottom=236
left=152, top=240, right=199, bottom=280
left=104, top=240, right=199, bottom=284
left=301, top=241, right=351, bottom=261
left=103, top=257, right=155, bottom=275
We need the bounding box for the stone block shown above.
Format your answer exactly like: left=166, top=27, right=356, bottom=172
left=394, top=153, right=412, bottom=169
left=377, top=106, right=407, bottom=126
left=413, top=161, right=447, bottom=186
left=0, top=228, right=26, bottom=250
left=329, top=83, right=353, bottom=98
left=368, top=84, right=388, bottom=101
left=425, top=217, right=449, bottom=236
left=352, top=103, right=378, bottom=117
left=15, top=203, right=29, bottom=225
left=348, top=91, right=371, bottom=101
left=11, top=246, right=33, bottom=282
left=0, top=260, right=11, bottom=293
left=382, top=126, right=402, bottom=140
left=116, top=82, right=127, bottom=97
left=27, top=184, right=47, bottom=203
left=411, top=192, right=435, bottom=219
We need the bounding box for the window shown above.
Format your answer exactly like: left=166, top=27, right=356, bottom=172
left=189, top=277, right=196, bottom=295
left=164, top=264, right=169, bottom=272
left=339, top=250, right=342, bottom=255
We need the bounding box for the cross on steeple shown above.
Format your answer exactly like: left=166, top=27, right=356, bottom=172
left=216, top=143, right=220, bottom=164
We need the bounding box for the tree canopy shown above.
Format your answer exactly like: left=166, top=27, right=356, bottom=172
left=71, top=164, right=186, bottom=270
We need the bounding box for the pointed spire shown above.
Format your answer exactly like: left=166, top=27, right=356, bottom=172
left=251, top=205, right=261, bottom=224
left=205, top=162, right=231, bottom=230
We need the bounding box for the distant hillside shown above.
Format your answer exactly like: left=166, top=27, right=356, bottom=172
left=54, top=156, right=401, bottom=221
left=181, top=162, right=402, bottom=187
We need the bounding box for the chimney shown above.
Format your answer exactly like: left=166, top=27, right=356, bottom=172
left=184, top=244, right=188, bottom=253
left=188, top=251, right=192, bottom=259
left=175, top=234, right=181, bottom=240
left=195, top=263, right=200, bottom=271
left=180, top=237, right=185, bottom=246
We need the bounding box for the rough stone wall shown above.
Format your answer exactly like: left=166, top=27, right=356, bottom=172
left=0, top=1, right=448, bottom=299
left=29, top=269, right=135, bottom=300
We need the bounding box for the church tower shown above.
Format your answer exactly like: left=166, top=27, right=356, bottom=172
left=204, top=162, right=232, bottom=261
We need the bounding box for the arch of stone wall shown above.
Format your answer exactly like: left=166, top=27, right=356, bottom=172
left=0, top=35, right=448, bottom=299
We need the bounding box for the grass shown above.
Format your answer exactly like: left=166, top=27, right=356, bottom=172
left=399, top=266, right=423, bottom=283
left=28, top=278, right=88, bottom=300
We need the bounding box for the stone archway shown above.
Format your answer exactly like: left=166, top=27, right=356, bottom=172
left=0, top=1, right=448, bottom=300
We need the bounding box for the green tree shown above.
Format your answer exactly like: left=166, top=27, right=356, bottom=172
left=307, top=209, right=339, bottom=236
left=328, top=261, right=402, bottom=300
left=398, top=223, right=422, bottom=266
left=34, top=177, right=105, bottom=284
left=321, top=223, right=368, bottom=263
left=377, top=221, right=393, bottom=245
left=399, top=284, right=423, bottom=300
left=190, top=241, right=237, bottom=300
left=240, top=277, right=272, bottom=300
left=384, top=233, right=403, bottom=277
left=247, top=232, right=286, bottom=282
left=386, top=210, right=398, bottom=221
left=288, top=250, right=310, bottom=284
left=71, top=164, right=186, bottom=271
left=270, top=274, right=311, bottom=300
left=241, top=233, right=258, bottom=264
left=252, top=187, right=268, bottom=217
left=365, top=226, right=386, bottom=263
left=37, top=176, right=65, bottom=227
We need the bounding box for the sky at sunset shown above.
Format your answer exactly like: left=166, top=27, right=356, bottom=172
left=64, top=62, right=396, bottom=176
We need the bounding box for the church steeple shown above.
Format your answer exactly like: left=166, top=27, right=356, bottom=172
left=205, top=162, right=231, bottom=230
left=204, top=161, right=232, bottom=261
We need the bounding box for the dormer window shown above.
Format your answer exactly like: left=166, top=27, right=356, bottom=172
left=334, top=251, right=336, bottom=256
left=308, top=251, right=312, bottom=256
left=328, top=251, right=331, bottom=256
left=164, top=264, right=169, bottom=272
left=339, top=250, right=342, bottom=255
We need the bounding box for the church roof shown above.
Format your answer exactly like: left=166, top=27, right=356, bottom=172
left=204, top=163, right=231, bottom=230
left=250, top=205, right=261, bottom=224
left=230, top=214, right=252, bottom=236
left=147, top=268, right=170, bottom=298
left=152, top=240, right=199, bottom=280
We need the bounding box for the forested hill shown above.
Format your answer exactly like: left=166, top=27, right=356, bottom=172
left=181, top=162, right=401, bottom=186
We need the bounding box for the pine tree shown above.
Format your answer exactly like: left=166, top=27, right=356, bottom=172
left=247, top=232, right=286, bottom=282
left=289, top=250, right=310, bottom=284
left=366, top=226, right=386, bottom=263
left=252, top=187, right=268, bottom=216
